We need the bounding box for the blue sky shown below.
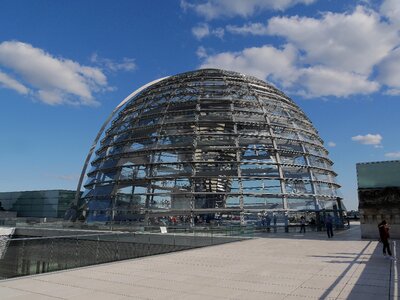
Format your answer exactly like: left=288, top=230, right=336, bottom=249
left=1, top=0, right=400, bottom=210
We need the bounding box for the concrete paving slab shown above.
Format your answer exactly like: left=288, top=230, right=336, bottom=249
left=0, top=286, right=33, bottom=298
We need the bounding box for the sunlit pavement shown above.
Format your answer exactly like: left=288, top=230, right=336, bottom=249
left=0, top=223, right=398, bottom=300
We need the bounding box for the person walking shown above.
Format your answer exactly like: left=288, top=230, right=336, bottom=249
left=284, top=213, right=289, bottom=233
left=378, top=220, right=394, bottom=259
left=266, top=214, right=271, bottom=232
left=299, top=216, right=306, bottom=233
left=325, top=214, right=334, bottom=238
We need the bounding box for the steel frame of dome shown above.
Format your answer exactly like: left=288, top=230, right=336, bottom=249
left=77, top=69, right=344, bottom=225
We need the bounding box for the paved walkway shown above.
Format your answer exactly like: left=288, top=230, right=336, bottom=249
left=0, top=224, right=398, bottom=299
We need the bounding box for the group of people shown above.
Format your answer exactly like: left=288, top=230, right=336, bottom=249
left=298, top=214, right=334, bottom=238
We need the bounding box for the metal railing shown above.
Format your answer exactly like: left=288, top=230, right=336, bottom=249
left=0, top=227, right=248, bottom=279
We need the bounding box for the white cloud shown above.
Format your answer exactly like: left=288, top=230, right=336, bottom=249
left=196, top=46, right=208, bottom=59
left=191, top=23, right=224, bottom=40
left=213, top=27, right=225, bottom=39
left=90, top=53, right=136, bottom=72
left=380, top=0, right=400, bottom=29
left=267, top=6, right=399, bottom=75
left=297, top=67, right=379, bottom=98
left=377, top=48, right=400, bottom=89
left=327, top=142, right=336, bottom=147
left=200, top=44, right=299, bottom=87
left=199, top=46, right=379, bottom=97
left=0, top=41, right=108, bottom=106
left=385, top=151, right=400, bottom=159
left=0, top=71, right=29, bottom=95
left=351, top=134, right=382, bottom=146
left=197, top=4, right=400, bottom=98
left=385, top=88, right=400, bottom=95
left=192, top=23, right=210, bottom=39
left=226, top=23, right=269, bottom=35
left=181, top=0, right=316, bottom=19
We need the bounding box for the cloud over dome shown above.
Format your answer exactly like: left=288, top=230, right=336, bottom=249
left=181, top=0, right=316, bottom=19
left=351, top=134, right=383, bottom=146
left=0, top=41, right=109, bottom=106
left=197, top=2, right=400, bottom=98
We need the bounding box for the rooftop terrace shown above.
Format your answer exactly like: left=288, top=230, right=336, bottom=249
left=0, top=223, right=397, bottom=300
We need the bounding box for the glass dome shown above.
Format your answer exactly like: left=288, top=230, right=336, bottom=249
left=78, top=69, right=343, bottom=225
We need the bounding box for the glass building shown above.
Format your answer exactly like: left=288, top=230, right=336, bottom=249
left=0, top=190, right=75, bottom=218
left=356, top=160, right=400, bottom=238
left=78, top=69, right=343, bottom=226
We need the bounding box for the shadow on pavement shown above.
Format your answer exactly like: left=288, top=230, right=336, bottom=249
left=257, top=223, right=397, bottom=299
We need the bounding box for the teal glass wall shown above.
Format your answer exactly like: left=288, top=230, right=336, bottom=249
left=0, top=190, right=75, bottom=218
left=356, top=161, right=400, bottom=189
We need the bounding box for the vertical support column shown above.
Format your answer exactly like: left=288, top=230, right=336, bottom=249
left=190, top=96, right=201, bottom=227
left=253, top=91, right=286, bottom=211
left=302, top=143, right=318, bottom=212
left=232, top=101, right=244, bottom=224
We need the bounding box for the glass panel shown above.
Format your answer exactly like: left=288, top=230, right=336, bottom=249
left=198, top=123, right=235, bottom=133
left=87, top=200, right=111, bottom=222
left=236, top=124, right=269, bottom=136
left=314, top=183, right=337, bottom=196
left=116, top=186, right=132, bottom=198
left=316, top=198, right=337, bottom=210
left=196, top=162, right=238, bottom=176
left=238, top=137, right=273, bottom=147
left=153, top=164, right=191, bottom=176
left=132, top=165, right=148, bottom=179
left=284, top=180, right=313, bottom=194
left=199, top=111, right=232, bottom=121
left=194, top=193, right=225, bottom=209
left=235, top=111, right=265, bottom=122
left=132, top=186, right=147, bottom=194
left=240, top=164, right=279, bottom=177
left=280, top=153, right=307, bottom=165
left=276, top=139, right=303, bottom=152
left=242, top=179, right=281, bottom=194
left=272, top=126, right=298, bottom=140
left=312, top=170, right=332, bottom=182
left=356, top=161, right=400, bottom=188
left=282, top=167, right=311, bottom=180
left=225, top=195, right=240, bottom=208
left=200, top=100, right=231, bottom=110
left=287, top=197, right=315, bottom=210
left=197, top=135, right=236, bottom=146
left=149, top=194, right=172, bottom=210
left=161, top=125, right=195, bottom=135
left=308, top=156, right=330, bottom=169
left=119, top=166, right=133, bottom=180
left=92, top=184, right=115, bottom=196
left=304, top=144, right=327, bottom=156
left=243, top=195, right=283, bottom=209
left=241, top=146, right=276, bottom=163
left=158, top=135, right=194, bottom=147
left=150, top=179, right=191, bottom=193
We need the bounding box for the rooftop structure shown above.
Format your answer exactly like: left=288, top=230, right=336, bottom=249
left=0, top=190, right=75, bottom=219
left=78, top=69, right=343, bottom=225
left=356, top=160, right=400, bottom=238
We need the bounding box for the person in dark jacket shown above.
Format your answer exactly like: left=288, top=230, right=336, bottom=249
left=325, top=214, right=334, bottom=238
left=299, top=216, right=306, bottom=233
left=378, top=220, right=394, bottom=259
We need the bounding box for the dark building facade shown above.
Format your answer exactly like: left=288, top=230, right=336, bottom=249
left=0, top=190, right=75, bottom=218
left=78, top=69, right=344, bottom=226
left=357, top=160, right=400, bottom=238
